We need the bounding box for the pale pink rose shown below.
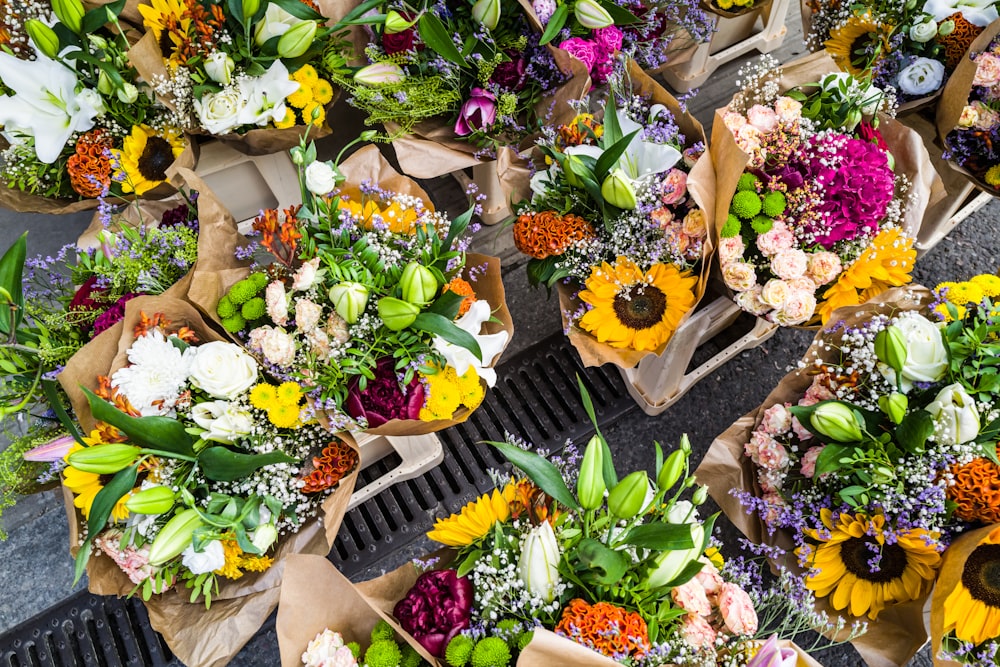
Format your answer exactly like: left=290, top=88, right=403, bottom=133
left=971, top=100, right=1000, bottom=130
left=806, top=251, right=843, bottom=285
left=295, top=298, right=323, bottom=332
left=774, top=96, right=802, bottom=124
left=306, top=328, right=331, bottom=361
left=791, top=415, right=814, bottom=440
left=747, top=104, right=779, bottom=133
left=958, top=104, right=980, bottom=128
left=681, top=613, right=717, bottom=649
left=800, top=445, right=825, bottom=478
left=787, top=276, right=818, bottom=293
left=723, top=110, right=748, bottom=132
left=735, top=286, right=771, bottom=315
left=759, top=404, right=792, bottom=434
left=756, top=221, right=795, bottom=256
left=265, top=281, right=288, bottom=326
left=651, top=207, right=675, bottom=229
left=682, top=209, right=707, bottom=238
left=746, top=430, right=775, bottom=460
left=803, top=375, right=836, bottom=404
left=291, top=257, right=321, bottom=291
left=757, top=436, right=789, bottom=470
left=760, top=279, right=790, bottom=308
left=660, top=168, right=688, bottom=204
left=260, top=327, right=296, bottom=367
left=326, top=312, right=350, bottom=345
left=771, top=249, right=808, bottom=280
left=672, top=578, right=713, bottom=616
left=772, top=289, right=816, bottom=326
left=735, top=124, right=762, bottom=153
left=723, top=262, right=757, bottom=291
left=719, top=583, right=758, bottom=635
left=718, top=236, right=746, bottom=264
left=973, top=52, right=1000, bottom=87
left=694, top=558, right=724, bottom=597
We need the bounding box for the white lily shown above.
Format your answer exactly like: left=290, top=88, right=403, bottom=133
left=529, top=144, right=601, bottom=198
left=432, top=299, right=509, bottom=387
left=924, top=0, right=998, bottom=25
left=616, top=104, right=681, bottom=183
left=237, top=60, right=299, bottom=127
left=0, top=45, right=100, bottom=163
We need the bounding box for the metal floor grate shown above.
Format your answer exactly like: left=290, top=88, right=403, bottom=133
left=0, top=332, right=638, bottom=666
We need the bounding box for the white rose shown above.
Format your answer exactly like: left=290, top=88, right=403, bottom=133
left=926, top=383, right=980, bottom=445
left=181, top=539, right=225, bottom=575
left=204, top=51, right=235, bottom=85
left=254, top=3, right=306, bottom=46
left=879, top=314, right=948, bottom=392
left=897, top=57, right=946, bottom=96
left=78, top=88, right=106, bottom=115
left=723, top=262, right=757, bottom=291
left=188, top=341, right=259, bottom=399
left=909, top=18, right=939, bottom=43
left=193, top=89, right=245, bottom=135
left=260, top=327, right=297, bottom=367
left=760, top=279, right=790, bottom=308
left=305, top=161, right=338, bottom=196
left=191, top=400, right=254, bottom=444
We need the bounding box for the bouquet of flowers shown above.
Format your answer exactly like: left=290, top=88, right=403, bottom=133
left=803, top=0, right=993, bottom=105
left=700, top=273, right=1000, bottom=664
left=54, top=294, right=359, bottom=665
left=713, top=53, right=937, bottom=327
left=210, top=141, right=512, bottom=435
left=938, top=19, right=1000, bottom=193
left=0, top=0, right=195, bottom=213
left=514, top=61, right=713, bottom=367
left=131, top=0, right=340, bottom=153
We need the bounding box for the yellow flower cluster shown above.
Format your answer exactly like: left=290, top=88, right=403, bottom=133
left=985, top=164, right=1000, bottom=187
left=277, top=65, right=334, bottom=129
left=934, top=274, right=1000, bottom=321
left=250, top=381, right=304, bottom=429
left=418, top=365, right=485, bottom=421
left=716, top=0, right=755, bottom=9
left=214, top=537, right=275, bottom=580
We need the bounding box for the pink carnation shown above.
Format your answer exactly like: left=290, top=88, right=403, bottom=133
left=718, top=236, right=746, bottom=264
left=974, top=52, right=1000, bottom=87
left=681, top=613, right=717, bottom=648
left=672, top=579, right=713, bottom=616
left=694, top=559, right=724, bottom=597
left=660, top=168, right=688, bottom=205
left=592, top=25, right=623, bottom=55
left=803, top=375, right=836, bottom=404
left=291, top=257, right=321, bottom=291
left=791, top=416, right=813, bottom=441
left=759, top=404, right=792, bottom=434
left=807, top=251, right=842, bottom=285
left=757, top=436, right=789, bottom=470
left=723, top=262, right=757, bottom=291
left=719, top=583, right=758, bottom=635
left=558, top=37, right=599, bottom=72
left=756, top=221, right=794, bottom=256
left=772, top=289, right=816, bottom=326
left=265, top=281, right=288, bottom=326
left=800, top=445, right=825, bottom=478
left=771, top=249, right=808, bottom=280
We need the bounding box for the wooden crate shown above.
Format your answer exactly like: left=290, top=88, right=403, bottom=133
left=661, top=0, right=791, bottom=92
left=618, top=296, right=778, bottom=415
left=349, top=431, right=444, bottom=510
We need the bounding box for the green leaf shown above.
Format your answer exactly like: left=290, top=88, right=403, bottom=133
left=269, top=0, right=323, bottom=20
left=83, top=387, right=196, bottom=457
left=417, top=13, right=465, bottom=66
left=333, top=0, right=384, bottom=26
left=576, top=375, right=616, bottom=487
left=427, top=289, right=465, bottom=320
left=42, top=379, right=85, bottom=445
left=198, top=447, right=298, bottom=482
left=81, top=0, right=125, bottom=34
left=487, top=440, right=581, bottom=510
left=664, top=558, right=708, bottom=589
left=74, top=464, right=138, bottom=584
left=575, top=537, right=629, bottom=585
left=412, top=312, right=482, bottom=360
left=594, top=130, right=639, bottom=180
left=813, top=443, right=849, bottom=477
left=623, top=523, right=696, bottom=550
left=456, top=549, right=483, bottom=577
left=526, top=256, right=559, bottom=288
left=896, top=410, right=933, bottom=454
left=0, top=233, right=26, bottom=335
left=539, top=3, right=568, bottom=45
left=596, top=0, right=640, bottom=24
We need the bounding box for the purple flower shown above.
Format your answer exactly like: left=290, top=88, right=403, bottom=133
left=393, top=570, right=473, bottom=657
left=558, top=37, right=600, bottom=72
left=490, top=52, right=527, bottom=91
left=454, top=87, right=497, bottom=136
left=747, top=635, right=797, bottom=667
left=345, top=357, right=424, bottom=426
left=92, top=293, right=142, bottom=335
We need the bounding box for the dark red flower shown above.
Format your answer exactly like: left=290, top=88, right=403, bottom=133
left=345, top=356, right=424, bottom=426
left=393, top=570, right=473, bottom=657
left=93, top=293, right=142, bottom=336
left=383, top=28, right=416, bottom=55
left=857, top=120, right=888, bottom=152
left=69, top=276, right=103, bottom=314
left=490, top=52, right=527, bottom=91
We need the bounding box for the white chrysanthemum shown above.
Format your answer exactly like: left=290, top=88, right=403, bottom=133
left=111, top=330, right=194, bottom=416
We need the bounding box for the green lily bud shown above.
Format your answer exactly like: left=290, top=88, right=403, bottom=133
left=400, top=262, right=439, bottom=305
left=360, top=129, right=379, bottom=142
left=844, top=108, right=863, bottom=131
left=574, top=0, right=614, bottom=28
left=148, top=508, right=205, bottom=566
left=879, top=392, right=908, bottom=424
left=874, top=325, right=907, bottom=375
left=26, top=20, right=60, bottom=59
left=354, top=62, right=404, bottom=86
left=577, top=435, right=606, bottom=510
left=608, top=471, right=649, bottom=519
left=471, top=0, right=500, bottom=30
left=384, top=10, right=416, bottom=33
left=97, top=70, right=114, bottom=96
left=377, top=296, right=420, bottom=331
left=277, top=20, right=317, bottom=59
left=679, top=434, right=691, bottom=455
left=67, top=444, right=141, bottom=474
left=242, top=0, right=260, bottom=20
left=117, top=82, right=139, bottom=104
left=87, top=34, right=109, bottom=51
left=53, top=0, right=85, bottom=34
left=125, top=486, right=176, bottom=515
left=811, top=402, right=864, bottom=442
left=692, top=485, right=709, bottom=506
left=657, top=449, right=685, bottom=491
left=600, top=169, right=637, bottom=209
left=938, top=19, right=955, bottom=36
left=328, top=281, right=369, bottom=324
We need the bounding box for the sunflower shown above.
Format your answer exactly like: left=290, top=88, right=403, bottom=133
left=796, top=509, right=941, bottom=619
left=138, top=0, right=190, bottom=57
left=825, top=15, right=891, bottom=76
left=426, top=484, right=516, bottom=547
left=62, top=443, right=132, bottom=521
left=943, top=526, right=1000, bottom=644
left=113, top=125, right=185, bottom=196
left=577, top=257, right=697, bottom=352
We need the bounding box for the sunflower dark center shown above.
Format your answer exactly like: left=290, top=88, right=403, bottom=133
left=138, top=137, right=174, bottom=181
left=849, top=33, right=875, bottom=70
left=840, top=537, right=908, bottom=583
left=962, top=544, right=1000, bottom=607
left=612, top=284, right=667, bottom=330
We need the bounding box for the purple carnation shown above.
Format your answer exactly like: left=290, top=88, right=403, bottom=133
left=345, top=356, right=424, bottom=426
left=92, top=293, right=142, bottom=335
left=393, top=570, right=473, bottom=657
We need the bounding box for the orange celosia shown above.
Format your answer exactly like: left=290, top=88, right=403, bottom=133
left=300, top=439, right=359, bottom=493
left=949, top=445, right=1000, bottom=523
left=939, top=12, right=983, bottom=69
left=555, top=599, right=650, bottom=659
left=513, top=211, right=595, bottom=260
left=443, top=277, right=476, bottom=316
left=67, top=129, right=114, bottom=198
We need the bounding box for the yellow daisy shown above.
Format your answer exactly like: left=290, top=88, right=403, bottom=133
left=249, top=383, right=278, bottom=410
left=426, top=484, right=517, bottom=547
left=943, top=525, right=1000, bottom=644
left=818, top=228, right=915, bottom=323
left=112, top=125, right=186, bottom=196
left=276, top=381, right=303, bottom=406
left=577, top=257, right=697, bottom=352
left=215, top=539, right=245, bottom=580
left=291, top=64, right=318, bottom=85
left=312, top=79, right=334, bottom=105
left=302, top=101, right=326, bottom=127
left=286, top=83, right=313, bottom=109
left=268, top=403, right=300, bottom=429
left=971, top=274, right=1000, bottom=298
left=274, top=107, right=297, bottom=129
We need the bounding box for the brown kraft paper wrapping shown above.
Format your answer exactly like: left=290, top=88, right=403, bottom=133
left=695, top=286, right=937, bottom=667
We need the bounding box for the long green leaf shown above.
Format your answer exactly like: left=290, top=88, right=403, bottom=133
left=623, top=522, right=696, bottom=550
left=596, top=0, right=640, bottom=24
left=576, top=375, right=616, bottom=487
left=83, top=387, right=196, bottom=457
left=412, top=312, right=482, bottom=360
left=603, top=95, right=623, bottom=145
left=81, top=0, right=125, bottom=34
left=576, top=537, right=629, bottom=585
left=539, top=4, right=568, bottom=45
left=334, top=0, right=385, bottom=26
left=417, top=13, right=465, bottom=65
left=443, top=206, right=473, bottom=249
left=594, top=130, right=639, bottom=181
left=427, top=289, right=464, bottom=319
left=42, top=379, right=84, bottom=445
left=488, top=440, right=581, bottom=510
left=198, top=447, right=297, bottom=482
left=0, top=233, right=26, bottom=335
left=270, top=0, right=323, bottom=20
